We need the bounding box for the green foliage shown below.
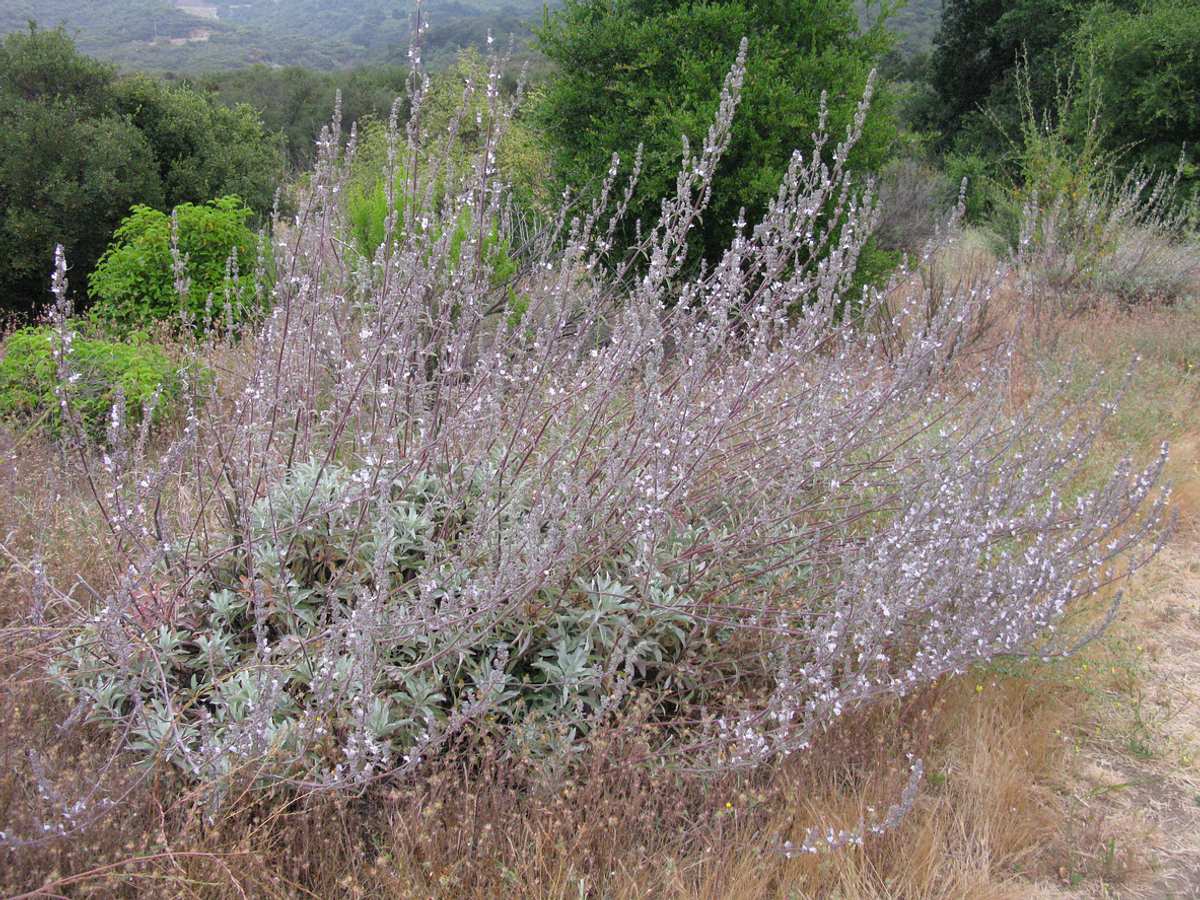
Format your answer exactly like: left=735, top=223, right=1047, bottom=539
left=921, top=0, right=1118, bottom=143
left=0, top=27, right=163, bottom=315
left=854, top=242, right=904, bottom=294
left=343, top=61, right=538, bottom=312
left=944, top=63, right=1117, bottom=255
left=197, top=64, right=412, bottom=168
left=114, top=75, right=284, bottom=212
left=416, top=51, right=553, bottom=214
left=88, top=197, right=264, bottom=331
left=346, top=170, right=400, bottom=263
left=977, top=64, right=1200, bottom=308
left=535, top=0, right=898, bottom=265
left=0, top=326, right=187, bottom=439
left=869, top=0, right=1198, bottom=241
left=877, top=48, right=940, bottom=134
left=1075, top=0, right=1200, bottom=200
left=0, top=26, right=281, bottom=318
left=0, top=19, right=116, bottom=110
left=943, top=152, right=1003, bottom=224
left=346, top=165, right=523, bottom=313
left=939, top=56, right=1133, bottom=233
left=196, top=50, right=548, bottom=173
left=924, top=0, right=1197, bottom=204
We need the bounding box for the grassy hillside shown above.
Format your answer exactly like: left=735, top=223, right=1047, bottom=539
left=1, top=0, right=545, bottom=72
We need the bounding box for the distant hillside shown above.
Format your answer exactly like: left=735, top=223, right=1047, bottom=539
left=0, top=0, right=546, bottom=73
left=861, top=0, right=943, bottom=56
left=5, top=0, right=940, bottom=74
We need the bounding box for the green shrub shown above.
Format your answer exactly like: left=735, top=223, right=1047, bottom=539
left=844, top=239, right=904, bottom=304
left=346, top=171, right=398, bottom=264
left=535, top=0, right=896, bottom=266
left=0, top=28, right=283, bottom=319
left=88, top=196, right=266, bottom=332
left=1075, top=0, right=1200, bottom=204
left=944, top=152, right=1004, bottom=225
left=0, top=326, right=188, bottom=440
left=346, top=149, right=525, bottom=318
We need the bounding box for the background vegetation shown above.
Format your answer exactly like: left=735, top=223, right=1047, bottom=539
left=0, top=26, right=282, bottom=317
left=0, top=0, right=546, bottom=73
left=535, top=0, right=896, bottom=268
left=88, top=196, right=265, bottom=331
left=925, top=0, right=1200, bottom=211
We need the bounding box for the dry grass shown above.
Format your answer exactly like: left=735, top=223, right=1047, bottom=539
left=1015, top=288, right=1200, bottom=897
left=2, top=266, right=1198, bottom=898
left=1050, top=428, right=1200, bottom=899
left=0, top=653, right=1090, bottom=897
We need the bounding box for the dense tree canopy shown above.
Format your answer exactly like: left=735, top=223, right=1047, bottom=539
left=535, top=0, right=897, bottom=264
left=196, top=64, right=413, bottom=168
left=1076, top=0, right=1200, bottom=195
left=930, top=0, right=1070, bottom=141
left=927, top=0, right=1140, bottom=152
left=0, top=26, right=282, bottom=317
left=114, top=75, right=283, bottom=212
left=0, top=29, right=162, bottom=315
left=926, top=0, right=1197, bottom=209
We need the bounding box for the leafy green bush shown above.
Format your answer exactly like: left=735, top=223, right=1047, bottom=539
left=88, top=196, right=265, bottom=331
left=349, top=177, right=518, bottom=276
left=1075, top=0, right=1200, bottom=203
left=346, top=169, right=397, bottom=263
left=535, top=0, right=897, bottom=266
left=0, top=27, right=283, bottom=318
left=346, top=145, right=523, bottom=317
left=943, top=152, right=1005, bottom=225
left=343, top=52, right=551, bottom=269
left=0, top=326, right=187, bottom=439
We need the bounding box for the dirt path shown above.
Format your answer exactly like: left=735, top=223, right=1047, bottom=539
left=1071, top=434, right=1200, bottom=898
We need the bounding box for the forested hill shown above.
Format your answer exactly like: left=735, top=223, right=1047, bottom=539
left=2, top=0, right=942, bottom=74
left=883, top=0, right=942, bottom=55
left=0, top=0, right=545, bottom=72
left=860, top=0, right=943, bottom=56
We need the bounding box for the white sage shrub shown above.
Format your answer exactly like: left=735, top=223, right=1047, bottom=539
left=27, top=39, right=1168, bottom=849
